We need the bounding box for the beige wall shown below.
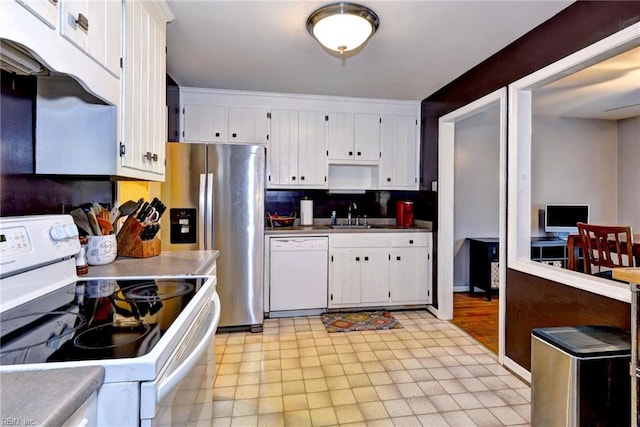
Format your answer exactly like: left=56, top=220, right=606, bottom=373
left=617, top=116, right=640, bottom=232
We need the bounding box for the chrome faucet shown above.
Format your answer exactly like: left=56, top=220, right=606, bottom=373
left=347, top=202, right=357, bottom=225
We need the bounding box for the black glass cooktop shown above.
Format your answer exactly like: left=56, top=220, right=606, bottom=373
left=0, top=277, right=204, bottom=365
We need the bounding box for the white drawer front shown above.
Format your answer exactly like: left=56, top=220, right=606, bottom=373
left=330, top=234, right=389, bottom=248
left=389, top=233, right=431, bottom=248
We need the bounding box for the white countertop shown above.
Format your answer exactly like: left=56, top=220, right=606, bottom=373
left=84, top=250, right=219, bottom=278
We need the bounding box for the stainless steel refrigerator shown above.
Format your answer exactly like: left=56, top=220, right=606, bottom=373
left=160, top=142, right=264, bottom=332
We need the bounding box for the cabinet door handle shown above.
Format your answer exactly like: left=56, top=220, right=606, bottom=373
left=291, top=176, right=296, bottom=181
left=152, top=153, right=158, bottom=162
left=76, top=13, right=89, bottom=32
left=357, top=151, right=362, bottom=156
left=49, top=0, right=58, bottom=4
left=215, top=132, right=220, bottom=137
left=355, top=256, right=360, bottom=261
left=409, top=240, right=414, bottom=244
left=364, top=256, right=369, bottom=261
left=386, top=177, right=391, bottom=182
left=396, top=256, right=401, bottom=261
left=348, top=151, right=353, bottom=156
left=144, top=151, right=153, bottom=161
left=232, top=133, right=237, bottom=138
left=300, top=176, right=305, bottom=181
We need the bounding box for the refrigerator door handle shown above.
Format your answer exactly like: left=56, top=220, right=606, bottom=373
left=206, top=173, right=214, bottom=249
left=199, top=174, right=207, bottom=250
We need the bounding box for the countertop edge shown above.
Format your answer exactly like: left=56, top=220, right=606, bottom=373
left=0, top=366, right=104, bottom=427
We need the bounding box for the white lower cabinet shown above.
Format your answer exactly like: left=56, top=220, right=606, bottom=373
left=389, top=234, right=431, bottom=304
left=328, top=232, right=431, bottom=308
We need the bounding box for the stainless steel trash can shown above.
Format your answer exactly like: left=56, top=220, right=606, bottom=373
left=531, top=325, right=630, bottom=427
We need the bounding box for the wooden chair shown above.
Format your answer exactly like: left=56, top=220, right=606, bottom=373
left=576, top=222, right=635, bottom=277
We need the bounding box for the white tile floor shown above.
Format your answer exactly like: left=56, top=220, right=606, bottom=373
left=211, top=311, right=531, bottom=426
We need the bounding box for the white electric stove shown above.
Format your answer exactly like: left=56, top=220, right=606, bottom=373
left=0, top=215, right=219, bottom=426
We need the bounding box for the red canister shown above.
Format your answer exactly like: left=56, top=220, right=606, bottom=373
left=395, top=201, right=414, bottom=227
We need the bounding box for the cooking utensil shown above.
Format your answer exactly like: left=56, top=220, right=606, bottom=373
left=113, top=200, right=142, bottom=225
left=97, top=218, right=114, bottom=235
left=70, top=208, right=93, bottom=236
left=86, top=209, right=102, bottom=236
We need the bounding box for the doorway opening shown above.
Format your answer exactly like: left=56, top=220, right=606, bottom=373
left=437, top=88, right=507, bottom=362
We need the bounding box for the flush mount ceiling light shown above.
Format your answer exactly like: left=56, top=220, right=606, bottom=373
left=306, top=2, right=380, bottom=55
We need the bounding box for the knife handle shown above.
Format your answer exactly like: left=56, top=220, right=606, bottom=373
left=136, top=202, right=150, bottom=221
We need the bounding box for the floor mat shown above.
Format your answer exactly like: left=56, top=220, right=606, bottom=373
left=320, top=311, right=402, bottom=333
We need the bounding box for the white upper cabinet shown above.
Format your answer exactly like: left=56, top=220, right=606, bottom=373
left=178, top=88, right=420, bottom=190
left=228, top=106, right=269, bottom=144
left=17, top=0, right=58, bottom=29
left=380, top=115, right=419, bottom=190
left=182, top=104, right=227, bottom=142
left=297, top=110, right=327, bottom=187
left=268, top=109, right=299, bottom=187
left=327, top=112, right=380, bottom=162
left=3, top=0, right=120, bottom=105
left=268, top=109, right=327, bottom=188
left=60, top=0, right=121, bottom=76
left=120, top=0, right=173, bottom=180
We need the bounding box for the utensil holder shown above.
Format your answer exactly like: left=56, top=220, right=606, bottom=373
left=116, top=216, right=161, bottom=258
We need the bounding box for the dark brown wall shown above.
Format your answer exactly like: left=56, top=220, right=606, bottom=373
left=0, top=71, right=113, bottom=216
left=506, top=269, right=630, bottom=371
left=420, top=1, right=640, bottom=368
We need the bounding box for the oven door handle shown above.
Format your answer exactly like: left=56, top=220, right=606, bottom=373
left=156, top=292, right=220, bottom=403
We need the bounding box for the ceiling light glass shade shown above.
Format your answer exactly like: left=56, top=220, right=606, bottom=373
left=307, top=3, right=379, bottom=54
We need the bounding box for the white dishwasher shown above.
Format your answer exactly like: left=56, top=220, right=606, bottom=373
left=270, top=237, right=328, bottom=313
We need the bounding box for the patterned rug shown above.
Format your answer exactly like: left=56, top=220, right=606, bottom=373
left=320, top=311, right=402, bottom=333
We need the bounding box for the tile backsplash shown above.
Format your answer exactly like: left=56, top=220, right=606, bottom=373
left=265, top=189, right=435, bottom=223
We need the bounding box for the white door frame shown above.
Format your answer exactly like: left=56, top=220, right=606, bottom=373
left=434, top=88, right=507, bottom=364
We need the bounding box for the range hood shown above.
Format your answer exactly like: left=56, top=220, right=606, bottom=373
left=0, top=39, right=46, bottom=75
left=35, top=75, right=117, bottom=175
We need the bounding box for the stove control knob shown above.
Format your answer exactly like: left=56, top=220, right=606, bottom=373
left=65, top=224, right=79, bottom=238
left=50, top=225, right=68, bottom=241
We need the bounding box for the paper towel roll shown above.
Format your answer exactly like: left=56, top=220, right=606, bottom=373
left=300, top=199, right=313, bottom=225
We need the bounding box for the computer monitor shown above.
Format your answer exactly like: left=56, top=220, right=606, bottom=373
left=544, top=204, right=590, bottom=235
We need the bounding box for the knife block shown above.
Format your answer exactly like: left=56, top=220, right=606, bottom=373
left=116, top=216, right=161, bottom=258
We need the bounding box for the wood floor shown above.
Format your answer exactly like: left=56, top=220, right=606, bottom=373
left=451, top=292, right=499, bottom=354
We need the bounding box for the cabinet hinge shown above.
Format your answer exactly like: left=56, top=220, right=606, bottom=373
left=119, top=142, right=126, bottom=157
left=325, top=115, right=329, bottom=121
left=267, top=112, right=271, bottom=119
left=119, top=57, right=123, bottom=68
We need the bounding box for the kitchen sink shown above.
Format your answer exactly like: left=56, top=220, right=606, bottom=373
left=329, top=224, right=386, bottom=229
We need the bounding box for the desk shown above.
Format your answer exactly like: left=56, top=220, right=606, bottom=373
left=568, top=234, right=640, bottom=272
left=467, top=237, right=568, bottom=301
